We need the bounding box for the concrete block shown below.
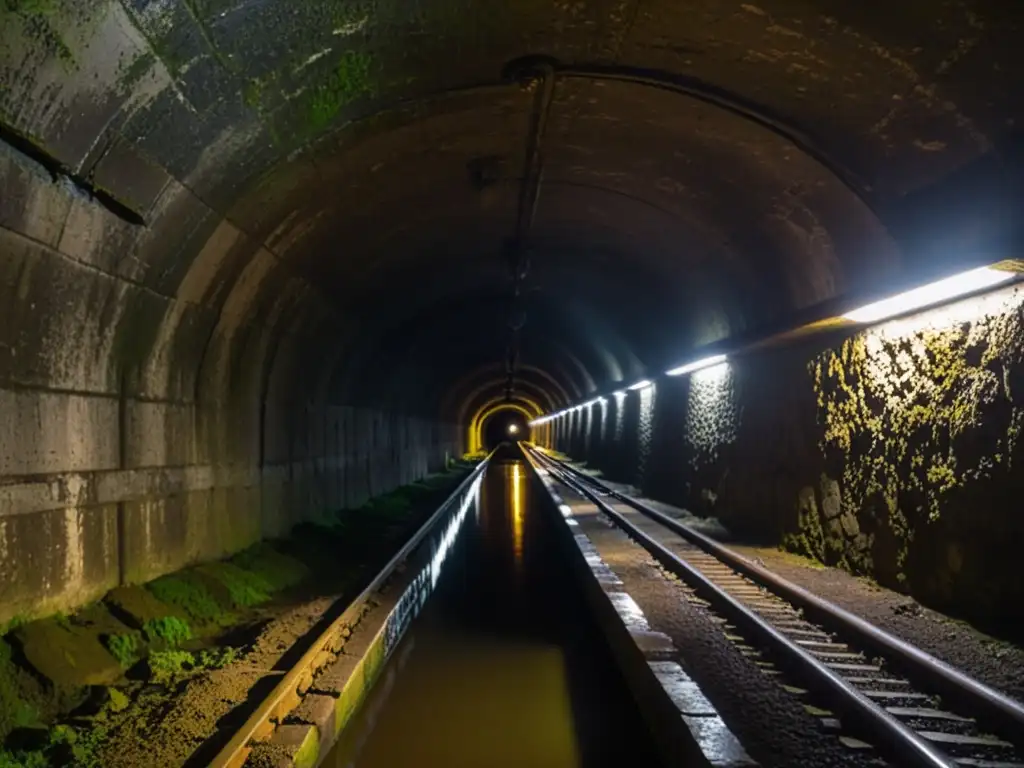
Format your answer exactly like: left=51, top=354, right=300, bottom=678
left=269, top=723, right=319, bottom=768
left=311, top=655, right=360, bottom=695
left=291, top=692, right=338, bottom=743
left=0, top=389, right=119, bottom=476
left=124, top=400, right=197, bottom=468
left=14, top=619, right=122, bottom=687
left=630, top=629, right=677, bottom=659
left=682, top=715, right=758, bottom=767
left=0, top=148, right=73, bottom=247
left=0, top=504, right=119, bottom=624
left=121, top=495, right=192, bottom=584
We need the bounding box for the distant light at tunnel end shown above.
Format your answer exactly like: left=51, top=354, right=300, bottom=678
left=666, top=353, right=728, bottom=377
left=842, top=266, right=1015, bottom=325
left=508, top=423, right=519, bottom=435
left=628, top=379, right=653, bottom=391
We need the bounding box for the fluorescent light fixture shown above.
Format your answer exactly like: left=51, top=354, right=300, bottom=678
left=613, top=390, right=626, bottom=398
left=666, top=353, right=727, bottom=377
left=843, top=266, right=1014, bottom=324
left=628, top=379, right=653, bottom=391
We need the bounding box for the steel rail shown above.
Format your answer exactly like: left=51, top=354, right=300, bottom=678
left=534, top=448, right=1024, bottom=746
left=528, top=447, right=959, bottom=768
left=208, top=454, right=493, bottom=768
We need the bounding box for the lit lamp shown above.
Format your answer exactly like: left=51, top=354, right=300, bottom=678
left=666, top=354, right=727, bottom=377
left=842, top=266, right=1015, bottom=324
left=508, top=423, right=520, bottom=435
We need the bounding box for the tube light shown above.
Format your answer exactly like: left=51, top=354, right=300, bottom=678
left=842, top=266, right=1014, bottom=324
left=666, top=354, right=727, bottom=377
left=628, top=379, right=653, bottom=391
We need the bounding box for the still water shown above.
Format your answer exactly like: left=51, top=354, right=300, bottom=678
left=324, top=453, right=662, bottom=768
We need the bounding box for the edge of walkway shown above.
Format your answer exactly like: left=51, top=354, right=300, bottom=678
left=524, top=446, right=758, bottom=768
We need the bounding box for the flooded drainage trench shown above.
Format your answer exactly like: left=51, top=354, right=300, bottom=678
left=323, top=452, right=663, bottom=768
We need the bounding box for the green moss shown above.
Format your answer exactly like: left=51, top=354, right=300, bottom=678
left=0, top=749, right=48, bottom=768
left=293, top=725, right=320, bottom=768
left=117, top=51, right=155, bottom=92
left=196, top=646, right=238, bottom=670
left=302, top=50, right=375, bottom=135
left=107, top=688, right=129, bottom=713
left=0, top=615, right=30, bottom=638
left=104, top=633, right=139, bottom=668
left=142, top=617, right=191, bottom=647
left=362, top=491, right=413, bottom=521
left=147, top=574, right=223, bottom=625
left=47, top=724, right=106, bottom=768
left=196, top=562, right=272, bottom=608
left=0, top=722, right=108, bottom=768
left=147, top=650, right=194, bottom=685
left=2, top=0, right=76, bottom=69
left=0, top=640, right=40, bottom=739
left=242, top=78, right=264, bottom=109
left=230, top=545, right=309, bottom=593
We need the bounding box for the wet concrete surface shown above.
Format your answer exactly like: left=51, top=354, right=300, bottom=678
left=324, top=448, right=663, bottom=768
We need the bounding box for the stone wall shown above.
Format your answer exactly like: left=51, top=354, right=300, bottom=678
left=0, top=400, right=460, bottom=625
left=0, top=145, right=461, bottom=627
left=554, top=283, right=1024, bottom=628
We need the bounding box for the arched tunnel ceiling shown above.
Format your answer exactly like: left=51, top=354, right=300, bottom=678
left=2, top=0, right=1023, bottom=423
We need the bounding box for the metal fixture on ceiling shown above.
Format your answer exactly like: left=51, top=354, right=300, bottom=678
left=501, top=58, right=556, bottom=403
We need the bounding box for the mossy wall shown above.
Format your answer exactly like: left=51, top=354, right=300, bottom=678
left=557, top=283, right=1024, bottom=627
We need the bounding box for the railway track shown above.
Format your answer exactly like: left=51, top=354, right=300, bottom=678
left=527, top=446, right=1024, bottom=768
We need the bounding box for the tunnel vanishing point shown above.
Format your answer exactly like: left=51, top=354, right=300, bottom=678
left=2, top=1, right=1024, bottom=634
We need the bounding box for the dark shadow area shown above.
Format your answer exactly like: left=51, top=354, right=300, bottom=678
left=482, top=409, right=530, bottom=450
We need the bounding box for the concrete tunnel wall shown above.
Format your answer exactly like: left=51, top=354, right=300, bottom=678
left=0, top=142, right=462, bottom=625
left=553, top=283, right=1024, bottom=630
left=2, top=0, right=1024, bottom=632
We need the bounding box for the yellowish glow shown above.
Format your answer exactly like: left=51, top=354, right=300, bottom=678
left=508, top=423, right=520, bottom=435
left=468, top=401, right=539, bottom=453
left=666, top=353, right=727, bottom=377
left=511, top=465, right=524, bottom=564
left=843, top=266, right=1014, bottom=324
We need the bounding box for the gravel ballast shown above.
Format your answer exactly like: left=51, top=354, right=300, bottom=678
left=557, top=488, right=884, bottom=768
left=597, top=477, right=1024, bottom=704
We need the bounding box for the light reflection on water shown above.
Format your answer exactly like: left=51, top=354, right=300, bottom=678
left=323, top=457, right=661, bottom=768
left=329, top=629, right=580, bottom=768
left=512, top=463, right=525, bottom=566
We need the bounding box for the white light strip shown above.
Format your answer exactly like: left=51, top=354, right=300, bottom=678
left=628, top=379, right=653, bottom=391
left=843, top=266, right=1014, bottom=324
left=666, top=353, right=728, bottom=377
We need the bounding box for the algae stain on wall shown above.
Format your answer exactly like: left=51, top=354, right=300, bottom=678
left=809, top=283, right=1024, bottom=607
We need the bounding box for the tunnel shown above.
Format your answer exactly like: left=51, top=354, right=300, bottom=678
left=480, top=406, right=531, bottom=451
left=2, top=2, right=1024, bottom=766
